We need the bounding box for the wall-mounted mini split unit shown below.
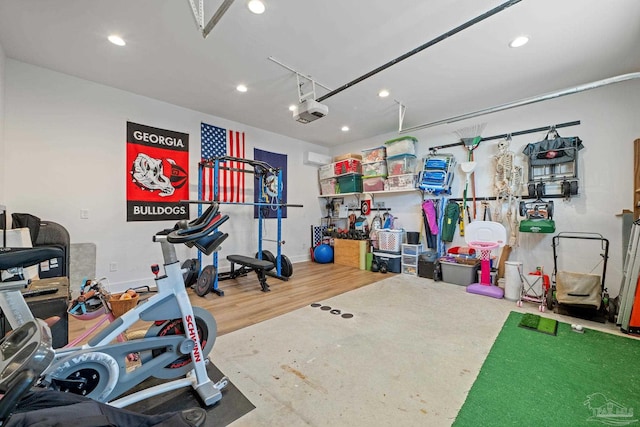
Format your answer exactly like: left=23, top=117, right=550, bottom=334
left=293, top=99, right=329, bottom=124
left=303, top=151, right=332, bottom=166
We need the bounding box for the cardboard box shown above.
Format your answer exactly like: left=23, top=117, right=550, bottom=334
left=333, top=153, right=363, bottom=162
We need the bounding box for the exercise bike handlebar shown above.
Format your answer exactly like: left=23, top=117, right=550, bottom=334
left=166, top=202, right=229, bottom=245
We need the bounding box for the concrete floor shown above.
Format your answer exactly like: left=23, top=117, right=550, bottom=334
left=210, top=275, right=627, bottom=426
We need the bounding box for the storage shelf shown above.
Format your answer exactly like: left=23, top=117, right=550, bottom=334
left=366, top=188, right=420, bottom=195
left=318, top=192, right=361, bottom=198
left=318, top=189, right=420, bottom=198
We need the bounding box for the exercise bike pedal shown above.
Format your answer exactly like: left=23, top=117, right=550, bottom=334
left=193, top=375, right=228, bottom=406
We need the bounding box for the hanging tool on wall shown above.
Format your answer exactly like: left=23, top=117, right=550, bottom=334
left=455, top=123, right=486, bottom=219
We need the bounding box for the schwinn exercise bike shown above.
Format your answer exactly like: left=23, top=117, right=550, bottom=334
left=0, top=202, right=230, bottom=408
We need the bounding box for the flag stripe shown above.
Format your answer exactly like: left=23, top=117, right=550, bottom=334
left=201, top=123, right=245, bottom=203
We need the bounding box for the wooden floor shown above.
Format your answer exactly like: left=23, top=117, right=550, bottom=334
left=68, top=262, right=387, bottom=341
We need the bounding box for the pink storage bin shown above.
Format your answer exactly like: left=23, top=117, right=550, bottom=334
left=363, top=176, right=385, bottom=192
left=320, top=178, right=337, bottom=195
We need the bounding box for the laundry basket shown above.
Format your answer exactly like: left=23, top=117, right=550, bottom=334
left=377, top=229, right=404, bottom=252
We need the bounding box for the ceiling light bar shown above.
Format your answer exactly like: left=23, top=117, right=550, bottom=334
left=316, top=0, right=522, bottom=103
left=400, top=72, right=640, bottom=133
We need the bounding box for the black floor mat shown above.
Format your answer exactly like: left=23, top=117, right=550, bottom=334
left=126, top=363, right=255, bottom=426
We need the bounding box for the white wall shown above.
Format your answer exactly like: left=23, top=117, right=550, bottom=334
left=4, top=60, right=329, bottom=291
left=0, top=42, right=5, bottom=205
left=333, top=79, right=640, bottom=296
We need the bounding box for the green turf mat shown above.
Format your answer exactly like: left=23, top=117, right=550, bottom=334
left=517, top=313, right=558, bottom=336
left=537, top=316, right=558, bottom=335
left=454, top=312, right=640, bottom=426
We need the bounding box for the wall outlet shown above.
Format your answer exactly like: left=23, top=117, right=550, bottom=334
left=109, top=262, right=118, bottom=272
left=80, top=209, right=89, bottom=219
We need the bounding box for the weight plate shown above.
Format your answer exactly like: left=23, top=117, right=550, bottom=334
left=255, top=250, right=276, bottom=265
left=182, top=258, right=200, bottom=287
left=195, top=265, right=216, bottom=297
left=279, top=254, right=293, bottom=278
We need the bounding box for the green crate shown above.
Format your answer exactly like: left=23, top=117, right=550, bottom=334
left=337, top=174, right=363, bottom=193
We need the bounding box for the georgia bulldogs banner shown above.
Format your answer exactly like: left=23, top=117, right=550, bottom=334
left=126, top=122, right=189, bottom=222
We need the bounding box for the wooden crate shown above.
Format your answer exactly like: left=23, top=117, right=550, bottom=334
left=334, top=239, right=369, bottom=269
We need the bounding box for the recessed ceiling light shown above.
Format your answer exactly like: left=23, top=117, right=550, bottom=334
left=509, top=35, right=529, bottom=48
left=108, top=35, right=126, bottom=46
left=378, top=89, right=390, bottom=98
left=248, top=0, right=265, bottom=14
left=288, top=105, right=296, bottom=111
left=236, top=84, right=248, bottom=92
left=341, top=126, right=350, bottom=132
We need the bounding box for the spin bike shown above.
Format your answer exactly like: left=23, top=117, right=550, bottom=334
left=0, top=202, right=230, bottom=408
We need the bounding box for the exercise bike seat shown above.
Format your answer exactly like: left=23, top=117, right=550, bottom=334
left=178, top=203, right=220, bottom=248
left=0, top=247, right=64, bottom=271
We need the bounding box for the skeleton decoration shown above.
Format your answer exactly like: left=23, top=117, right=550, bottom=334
left=493, top=136, right=523, bottom=245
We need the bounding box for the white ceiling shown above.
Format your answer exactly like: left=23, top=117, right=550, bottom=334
left=1, top=0, right=639, bottom=147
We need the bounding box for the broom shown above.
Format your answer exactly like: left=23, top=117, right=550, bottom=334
left=455, top=123, right=486, bottom=219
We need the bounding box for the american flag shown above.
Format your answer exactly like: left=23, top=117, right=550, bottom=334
left=201, top=123, right=245, bottom=203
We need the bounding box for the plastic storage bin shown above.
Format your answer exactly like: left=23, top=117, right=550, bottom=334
left=362, top=161, right=387, bottom=177
left=387, top=154, right=417, bottom=176
left=334, top=159, right=362, bottom=176
left=318, top=163, right=335, bottom=180
left=320, top=178, right=337, bottom=195
left=386, top=174, right=416, bottom=191
left=440, top=261, right=480, bottom=286
left=363, top=176, right=385, bottom=192
left=373, top=251, right=401, bottom=273
left=385, top=136, right=417, bottom=157
left=336, top=174, right=363, bottom=193
left=361, top=146, right=387, bottom=163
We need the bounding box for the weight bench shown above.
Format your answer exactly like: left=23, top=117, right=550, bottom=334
left=226, top=255, right=275, bottom=292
